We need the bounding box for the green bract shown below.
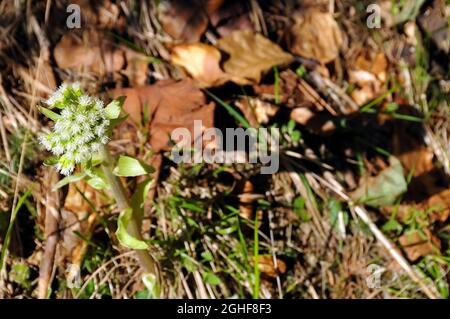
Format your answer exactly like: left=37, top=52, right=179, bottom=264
left=39, top=83, right=112, bottom=175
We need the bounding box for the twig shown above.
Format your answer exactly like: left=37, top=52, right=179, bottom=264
left=37, top=169, right=61, bottom=299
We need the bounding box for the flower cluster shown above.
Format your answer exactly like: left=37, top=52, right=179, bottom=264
left=39, top=83, right=110, bottom=175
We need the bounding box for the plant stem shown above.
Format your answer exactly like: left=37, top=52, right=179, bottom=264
left=99, top=146, right=158, bottom=277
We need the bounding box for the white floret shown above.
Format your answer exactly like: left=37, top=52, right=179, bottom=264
left=52, top=144, right=65, bottom=155
left=38, top=135, right=52, bottom=150
left=59, top=163, right=75, bottom=176
left=100, top=136, right=110, bottom=144
left=94, top=98, right=104, bottom=110
left=90, top=142, right=101, bottom=152
left=79, top=95, right=92, bottom=106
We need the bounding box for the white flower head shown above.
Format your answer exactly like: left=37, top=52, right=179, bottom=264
left=39, top=83, right=112, bottom=175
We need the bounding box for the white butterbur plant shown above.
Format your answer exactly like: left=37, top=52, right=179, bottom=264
left=39, top=83, right=110, bottom=175
left=38, top=83, right=159, bottom=294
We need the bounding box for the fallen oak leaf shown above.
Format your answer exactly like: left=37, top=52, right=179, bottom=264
left=108, top=79, right=215, bottom=153
left=217, top=30, right=294, bottom=85
left=289, top=9, right=343, bottom=64
left=350, top=156, right=407, bottom=207
left=208, top=0, right=253, bottom=37
left=54, top=30, right=149, bottom=85
left=54, top=30, right=125, bottom=75
left=157, top=0, right=209, bottom=43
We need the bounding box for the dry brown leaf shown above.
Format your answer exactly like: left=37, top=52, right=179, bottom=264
left=383, top=188, right=450, bottom=224
left=399, top=229, right=441, bottom=262
left=54, top=31, right=125, bottom=75
left=289, top=9, right=343, bottom=64
left=425, top=189, right=450, bottom=222
left=157, top=0, right=209, bottom=43
left=255, top=255, right=287, bottom=278
left=109, top=79, right=215, bottom=152
left=171, top=43, right=228, bottom=87
left=398, top=147, right=434, bottom=179
left=208, top=1, right=253, bottom=37
left=54, top=30, right=148, bottom=85
left=217, top=30, right=294, bottom=85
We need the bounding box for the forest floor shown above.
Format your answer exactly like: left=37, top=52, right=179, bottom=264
left=0, top=0, right=449, bottom=299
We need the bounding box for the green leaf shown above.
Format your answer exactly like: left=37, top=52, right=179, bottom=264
left=287, top=119, right=296, bottom=133
left=131, top=178, right=153, bottom=223
left=291, top=130, right=301, bottom=143
left=350, top=156, right=407, bottom=207
left=115, top=208, right=149, bottom=250
left=52, top=172, right=86, bottom=191
left=293, top=197, right=310, bottom=221
left=203, top=272, right=221, bottom=285
left=38, top=106, right=61, bottom=121
left=328, top=199, right=342, bottom=226
left=43, top=156, right=59, bottom=166
left=382, top=219, right=403, bottom=233
left=181, top=253, right=197, bottom=272
left=180, top=201, right=204, bottom=213
left=10, top=264, right=31, bottom=288
left=86, top=175, right=108, bottom=190
left=104, top=96, right=125, bottom=119
left=113, top=155, right=155, bottom=177
left=201, top=251, right=213, bottom=262
left=296, top=65, right=307, bottom=77
left=141, top=273, right=160, bottom=299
